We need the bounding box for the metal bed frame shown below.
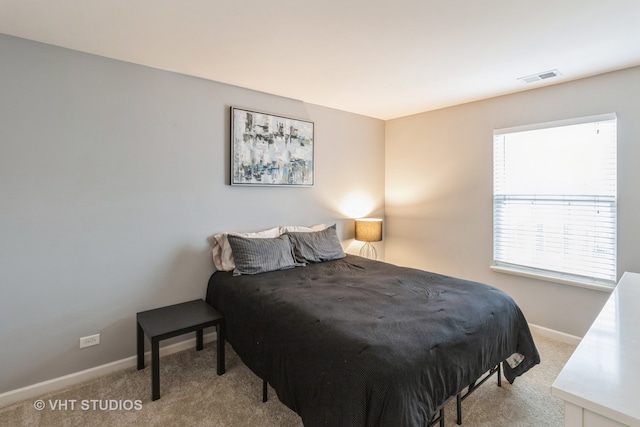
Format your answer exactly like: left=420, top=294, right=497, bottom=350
left=428, top=364, right=502, bottom=426
left=261, top=363, right=502, bottom=426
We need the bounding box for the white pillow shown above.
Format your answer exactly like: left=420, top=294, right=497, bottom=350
left=279, top=224, right=327, bottom=234
left=212, top=238, right=225, bottom=271
left=212, top=227, right=281, bottom=271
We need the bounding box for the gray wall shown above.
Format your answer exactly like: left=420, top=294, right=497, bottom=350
left=385, top=66, right=640, bottom=337
left=0, top=34, right=385, bottom=393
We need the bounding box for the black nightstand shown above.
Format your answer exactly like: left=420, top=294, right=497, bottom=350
left=136, top=299, right=225, bottom=400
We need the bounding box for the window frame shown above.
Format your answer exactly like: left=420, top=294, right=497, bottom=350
left=491, top=113, right=617, bottom=292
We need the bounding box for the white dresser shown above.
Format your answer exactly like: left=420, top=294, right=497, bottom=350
left=551, top=272, right=640, bottom=427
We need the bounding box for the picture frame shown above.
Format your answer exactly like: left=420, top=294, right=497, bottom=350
left=230, top=107, right=314, bottom=186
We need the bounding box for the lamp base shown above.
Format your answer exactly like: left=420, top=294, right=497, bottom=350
left=359, top=242, right=377, bottom=260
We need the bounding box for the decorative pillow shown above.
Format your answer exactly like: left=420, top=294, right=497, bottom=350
left=227, top=234, right=300, bottom=276
left=212, top=227, right=280, bottom=271
left=279, top=224, right=327, bottom=234
left=285, top=225, right=346, bottom=263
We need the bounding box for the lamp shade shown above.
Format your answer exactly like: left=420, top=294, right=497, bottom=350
left=355, top=218, right=383, bottom=242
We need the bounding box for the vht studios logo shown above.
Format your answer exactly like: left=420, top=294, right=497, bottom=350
left=34, top=399, right=142, bottom=411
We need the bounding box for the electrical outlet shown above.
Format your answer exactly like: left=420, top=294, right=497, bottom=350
left=79, top=334, right=100, bottom=348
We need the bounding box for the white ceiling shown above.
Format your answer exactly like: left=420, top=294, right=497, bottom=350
left=1, top=0, right=639, bottom=120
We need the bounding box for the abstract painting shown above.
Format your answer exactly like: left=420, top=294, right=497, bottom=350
left=231, top=107, right=314, bottom=186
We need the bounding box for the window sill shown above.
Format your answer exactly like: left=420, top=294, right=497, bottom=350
left=490, top=265, right=615, bottom=293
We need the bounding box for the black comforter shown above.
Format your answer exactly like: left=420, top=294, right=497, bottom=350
left=206, top=255, right=539, bottom=427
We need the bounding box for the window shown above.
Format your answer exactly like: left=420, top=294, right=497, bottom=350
left=493, top=113, right=617, bottom=288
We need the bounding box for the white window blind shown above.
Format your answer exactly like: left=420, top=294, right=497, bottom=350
left=493, top=114, right=617, bottom=286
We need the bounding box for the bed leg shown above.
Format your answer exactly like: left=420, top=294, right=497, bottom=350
left=427, top=405, right=448, bottom=427
left=456, top=393, right=462, bottom=425
left=263, top=379, right=268, bottom=402
left=497, top=363, right=502, bottom=387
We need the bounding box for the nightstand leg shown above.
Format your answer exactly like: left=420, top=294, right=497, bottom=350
left=151, top=338, right=160, bottom=400
left=196, top=329, right=203, bottom=351
left=217, top=322, right=225, bottom=375
left=136, top=322, right=144, bottom=370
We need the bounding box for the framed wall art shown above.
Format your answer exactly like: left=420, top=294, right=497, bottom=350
left=231, top=107, right=314, bottom=186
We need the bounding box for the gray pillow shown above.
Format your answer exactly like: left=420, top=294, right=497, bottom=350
left=286, top=225, right=346, bottom=263
left=227, top=234, right=299, bottom=276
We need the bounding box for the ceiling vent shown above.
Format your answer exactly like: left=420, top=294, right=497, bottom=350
left=518, top=69, right=562, bottom=84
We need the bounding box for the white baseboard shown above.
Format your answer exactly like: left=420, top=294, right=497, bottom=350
left=0, top=332, right=217, bottom=409
left=529, top=323, right=582, bottom=346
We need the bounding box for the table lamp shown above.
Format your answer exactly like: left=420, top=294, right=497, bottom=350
left=355, top=218, right=383, bottom=260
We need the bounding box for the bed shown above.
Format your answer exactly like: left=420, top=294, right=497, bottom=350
left=206, top=227, right=539, bottom=427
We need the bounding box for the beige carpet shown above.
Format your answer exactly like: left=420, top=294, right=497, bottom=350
left=0, top=330, right=575, bottom=427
